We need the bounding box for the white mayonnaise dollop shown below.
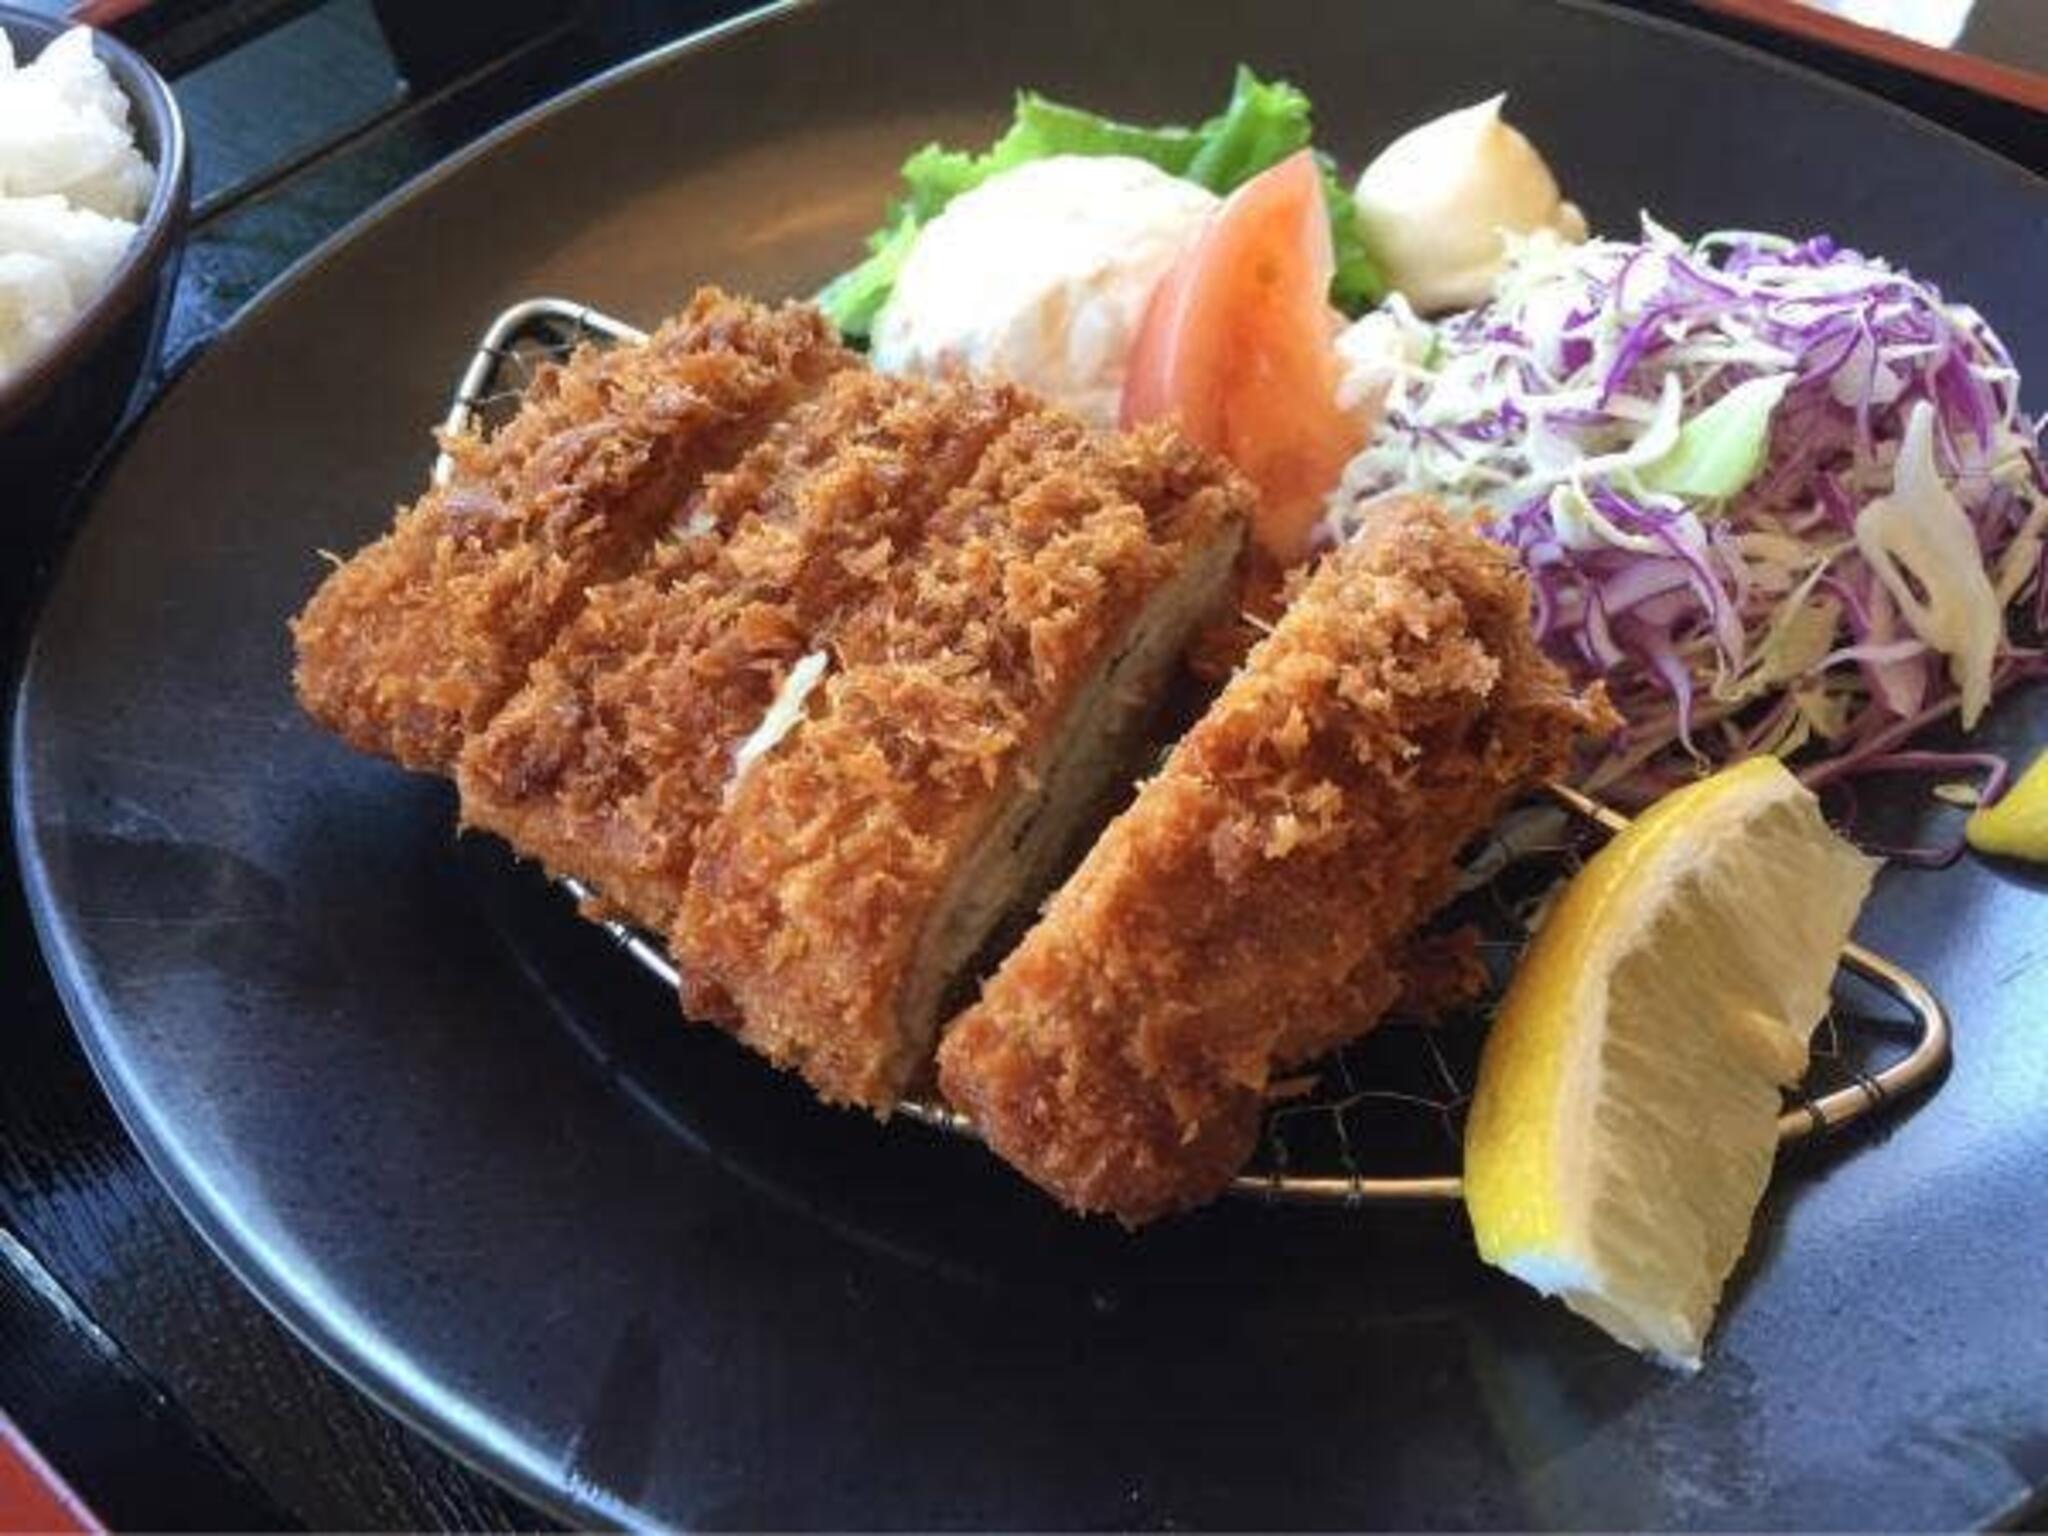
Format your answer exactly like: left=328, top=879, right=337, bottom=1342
left=872, top=155, right=1219, bottom=427
left=1353, top=95, right=1585, bottom=315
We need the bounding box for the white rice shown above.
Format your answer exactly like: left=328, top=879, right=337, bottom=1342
left=0, top=27, right=155, bottom=384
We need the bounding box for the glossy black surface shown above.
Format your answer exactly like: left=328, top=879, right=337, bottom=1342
left=11, top=0, right=2048, bottom=1526
left=0, top=5, right=719, bottom=1525
left=1627, top=0, right=2048, bottom=167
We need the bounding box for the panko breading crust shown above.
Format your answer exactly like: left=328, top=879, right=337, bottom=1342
left=937, top=500, right=1614, bottom=1224
left=291, top=289, right=850, bottom=772
left=455, top=370, right=1030, bottom=934
left=673, top=415, right=1254, bottom=1109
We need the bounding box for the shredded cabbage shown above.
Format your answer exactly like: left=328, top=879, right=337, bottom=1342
left=1326, top=219, right=2046, bottom=805
left=728, top=651, right=829, bottom=798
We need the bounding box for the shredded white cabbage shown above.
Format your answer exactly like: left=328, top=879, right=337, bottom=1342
left=1323, top=218, right=2044, bottom=801
left=727, top=651, right=829, bottom=798
left=1853, top=403, right=2001, bottom=727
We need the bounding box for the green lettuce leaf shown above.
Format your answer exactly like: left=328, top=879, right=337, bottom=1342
left=1641, top=374, right=1794, bottom=500
left=817, top=66, right=1383, bottom=340
left=1320, top=154, right=1382, bottom=314
left=1181, top=66, right=1313, bottom=189
left=813, top=216, right=919, bottom=342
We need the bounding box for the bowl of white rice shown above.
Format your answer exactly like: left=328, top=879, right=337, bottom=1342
left=0, top=7, right=188, bottom=486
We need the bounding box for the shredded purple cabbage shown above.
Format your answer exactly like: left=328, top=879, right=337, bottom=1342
left=1327, top=221, right=2046, bottom=827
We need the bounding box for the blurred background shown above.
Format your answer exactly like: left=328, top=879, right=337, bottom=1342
left=5, top=0, right=2039, bottom=403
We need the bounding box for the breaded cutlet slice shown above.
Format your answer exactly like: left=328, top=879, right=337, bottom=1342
left=672, top=414, right=1254, bottom=1110
left=937, top=500, right=1613, bottom=1225
left=455, top=370, right=1031, bottom=935
left=290, top=289, right=851, bottom=773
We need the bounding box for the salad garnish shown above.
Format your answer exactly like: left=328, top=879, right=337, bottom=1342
left=1328, top=220, right=2047, bottom=829
left=818, top=66, right=1382, bottom=339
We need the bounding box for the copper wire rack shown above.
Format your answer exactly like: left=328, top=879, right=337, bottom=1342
left=434, top=297, right=1953, bottom=1208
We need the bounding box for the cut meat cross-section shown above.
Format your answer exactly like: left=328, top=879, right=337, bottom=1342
left=291, top=289, right=852, bottom=772
left=673, top=413, right=1253, bottom=1111
left=457, top=369, right=1031, bottom=934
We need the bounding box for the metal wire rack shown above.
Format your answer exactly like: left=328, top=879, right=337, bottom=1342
left=435, top=297, right=1953, bottom=1208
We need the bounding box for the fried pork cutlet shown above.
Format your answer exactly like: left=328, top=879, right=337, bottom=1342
left=937, top=500, right=1614, bottom=1225
left=455, top=370, right=1030, bottom=935
left=291, top=289, right=851, bottom=773
left=673, top=416, right=1254, bottom=1110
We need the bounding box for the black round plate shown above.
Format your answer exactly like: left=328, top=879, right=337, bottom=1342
left=14, top=0, right=2048, bottom=1526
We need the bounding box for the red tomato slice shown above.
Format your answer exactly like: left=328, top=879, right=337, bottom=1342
left=1121, top=151, right=1370, bottom=566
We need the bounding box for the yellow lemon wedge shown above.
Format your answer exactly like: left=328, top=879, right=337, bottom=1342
left=1464, top=757, right=1878, bottom=1368
left=1966, top=751, right=2048, bottom=862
